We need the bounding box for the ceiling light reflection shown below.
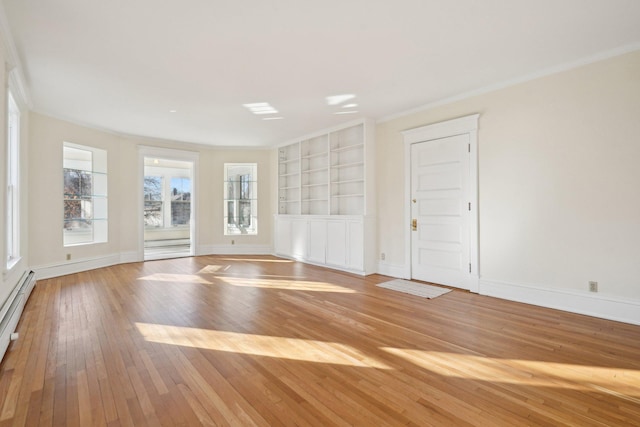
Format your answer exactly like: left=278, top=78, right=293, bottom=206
left=326, top=94, right=356, bottom=106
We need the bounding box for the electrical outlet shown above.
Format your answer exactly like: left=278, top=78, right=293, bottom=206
left=380, top=253, right=385, bottom=261
left=66, top=253, right=71, bottom=261
left=589, top=281, right=598, bottom=292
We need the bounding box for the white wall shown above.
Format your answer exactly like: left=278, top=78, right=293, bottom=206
left=377, top=50, right=640, bottom=321
left=28, top=113, right=273, bottom=275
left=20, top=46, right=640, bottom=323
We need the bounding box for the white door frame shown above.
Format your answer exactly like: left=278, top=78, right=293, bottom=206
left=402, top=114, right=479, bottom=293
left=137, top=146, right=200, bottom=261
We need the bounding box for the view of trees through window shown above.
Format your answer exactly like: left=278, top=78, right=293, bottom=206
left=63, top=142, right=107, bottom=246
left=224, top=163, right=257, bottom=235
left=144, top=176, right=163, bottom=227
left=171, top=177, right=191, bottom=226
left=144, top=175, right=191, bottom=227
left=64, top=169, right=93, bottom=231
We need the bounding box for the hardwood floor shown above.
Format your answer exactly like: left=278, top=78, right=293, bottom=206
left=1, top=255, right=639, bottom=426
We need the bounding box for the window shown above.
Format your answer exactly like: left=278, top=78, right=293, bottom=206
left=63, top=142, right=108, bottom=246
left=143, top=172, right=191, bottom=229
left=170, top=177, right=191, bottom=226
left=6, top=92, right=20, bottom=268
left=224, top=163, right=257, bottom=235
left=144, top=176, right=164, bottom=227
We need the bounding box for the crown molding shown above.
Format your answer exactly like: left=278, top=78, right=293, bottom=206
left=0, top=1, right=32, bottom=109
left=379, top=43, right=640, bottom=124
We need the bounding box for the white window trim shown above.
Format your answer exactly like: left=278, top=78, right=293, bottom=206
left=5, top=91, right=20, bottom=270
left=138, top=146, right=199, bottom=260
left=224, top=163, right=258, bottom=236
left=63, top=142, right=108, bottom=247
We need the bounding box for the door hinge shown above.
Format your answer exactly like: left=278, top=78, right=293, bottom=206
left=468, top=202, right=471, bottom=211
left=469, top=263, right=472, bottom=273
left=468, top=143, right=470, bottom=153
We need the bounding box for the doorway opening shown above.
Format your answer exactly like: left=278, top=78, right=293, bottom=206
left=142, top=155, right=195, bottom=260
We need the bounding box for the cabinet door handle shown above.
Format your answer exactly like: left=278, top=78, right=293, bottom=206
left=411, top=219, right=417, bottom=231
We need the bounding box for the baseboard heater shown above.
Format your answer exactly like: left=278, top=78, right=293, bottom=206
left=0, top=270, right=36, bottom=362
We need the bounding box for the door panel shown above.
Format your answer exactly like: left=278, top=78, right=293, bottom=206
left=347, top=221, right=364, bottom=269
left=307, top=220, right=327, bottom=263
left=411, top=134, right=470, bottom=289
left=326, top=221, right=347, bottom=266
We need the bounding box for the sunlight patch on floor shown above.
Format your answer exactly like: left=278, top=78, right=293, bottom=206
left=381, top=348, right=640, bottom=397
left=136, top=323, right=389, bottom=368
left=218, top=257, right=294, bottom=263
left=217, top=276, right=356, bottom=293
left=197, top=265, right=232, bottom=274
left=138, top=273, right=212, bottom=284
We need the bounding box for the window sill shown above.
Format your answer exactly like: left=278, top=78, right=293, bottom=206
left=3, top=256, right=22, bottom=277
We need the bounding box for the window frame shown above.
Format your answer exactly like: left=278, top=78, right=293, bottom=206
left=224, top=163, right=257, bottom=236
left=63, top=142, right=108, bottom=247
left=5, top=91, right=20, bottom=269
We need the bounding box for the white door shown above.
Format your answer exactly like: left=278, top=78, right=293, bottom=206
left=411, top=134, right=471, bottom=289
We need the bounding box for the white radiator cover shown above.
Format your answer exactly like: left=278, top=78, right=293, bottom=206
left=0, top=270, right=36, bottom=361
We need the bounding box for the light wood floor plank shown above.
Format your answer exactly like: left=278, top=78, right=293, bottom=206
left=1, top=255, right=639, bottom=426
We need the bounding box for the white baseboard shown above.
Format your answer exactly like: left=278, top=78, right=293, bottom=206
left=377, top=261, right=407, bottom=279
left=33, top=247, right=275, bottom=280
left=198, top=245, right=273, bottom=256
left=480, top=279, right=640, bottom=326
left=119, top=251, right=141, bottom=264
left=34, top=254, right=122, bottom=280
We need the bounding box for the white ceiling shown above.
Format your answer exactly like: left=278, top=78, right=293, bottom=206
left=3, top=0, right=640, bottom=147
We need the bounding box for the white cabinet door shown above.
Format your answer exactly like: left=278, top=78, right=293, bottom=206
left=326, top=221, right=347, bottom=266
left=290, top=219, right=308, bottom=260
left=347, top=220, right=364, bottom=270
left=275, top=217, right=292, bottom=256
left=307, top=220, right=327, bottom=263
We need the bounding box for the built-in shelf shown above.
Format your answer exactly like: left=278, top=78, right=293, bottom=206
left=278, top=120, right=373, bottom=216
left=331, top=193, right=364, bottom=198
left=331, top=161, right=364, bottom=170
left=331, top=179, right=364, bottom=185
left=275, top=119, right=375, bottom=275
left=302, top=152, right=327, bottom=159
left=279, top=158, right=299, bottom=164
left=331, top=143, right=364, bottom=153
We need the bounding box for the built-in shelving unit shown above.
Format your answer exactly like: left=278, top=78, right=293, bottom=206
left=275, top=119, right=376, bottom=275
left=277, top=121, right=373, bottom=216
left=301, top=134, right=329, bottom=215
left=278, top=143, right=300, bottom=214
left=330, top=124, right=365, bottom=215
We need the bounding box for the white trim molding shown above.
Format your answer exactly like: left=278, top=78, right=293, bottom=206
left=480, top=279, right=640, bottom=326
left=199, top=244, right=273, bottom=256
left=34, top=254, right=123, bottom=280
left=380, top=44, right=640, bottom=124
left=377, top=261, right=405, bottom=279
left=138, top=146, right=200, bottom=261
left=402, top=114, right=480, bottom=292
left=0, top=1, right=32, bottom=109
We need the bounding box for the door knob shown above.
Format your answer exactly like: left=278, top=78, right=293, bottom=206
left=411, top=219, right=417, bottom=231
